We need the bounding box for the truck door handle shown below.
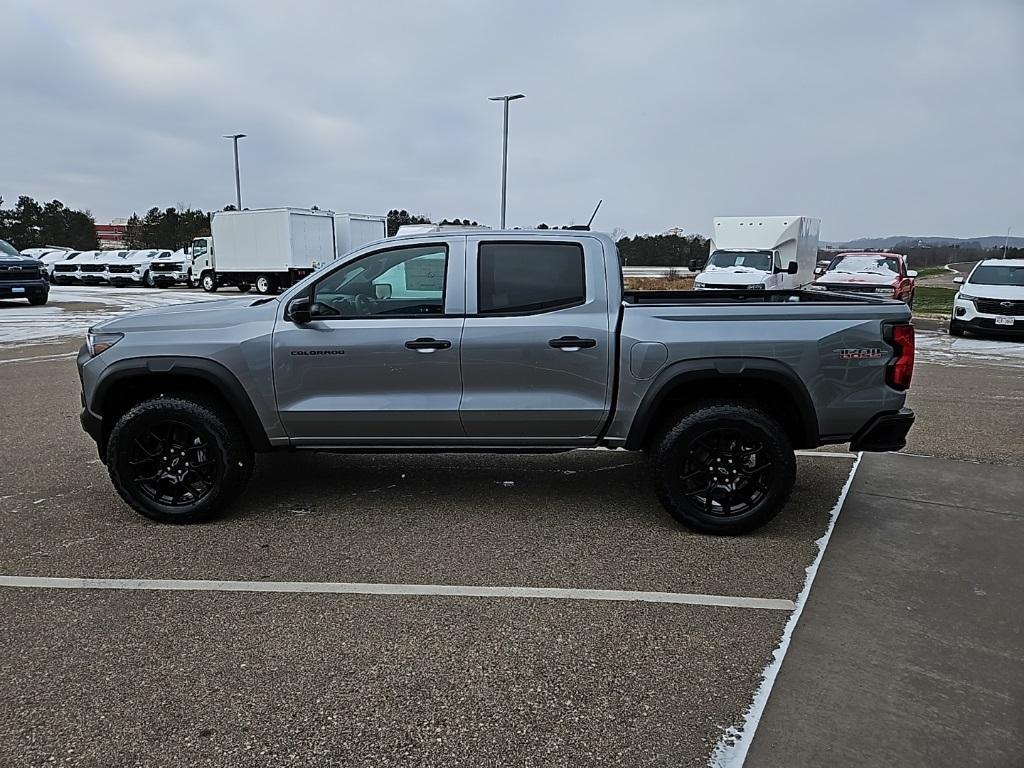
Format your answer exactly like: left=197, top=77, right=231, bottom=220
left=549, top=336, right=597, bottom=350
left=405, top=337, right=452, bottom=352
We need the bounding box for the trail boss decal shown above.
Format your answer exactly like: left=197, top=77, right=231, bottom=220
left=837, top=347, right=884, bottom=360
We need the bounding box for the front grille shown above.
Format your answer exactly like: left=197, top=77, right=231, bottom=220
left=107, top=264, right=135, bottom=274
left=819, top=283, right=887, bottom=294
left=54, top=264, right=79, bottom=273
left=151, top=263, right=183, bottom=272
left=80, top=264, right=106, bottom=273
left=975, top=298, right=1024, bottom=316
left=0, top=266, right=41, bottom=281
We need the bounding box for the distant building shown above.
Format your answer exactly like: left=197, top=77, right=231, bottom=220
left=96, top=218, right=128, bottom=249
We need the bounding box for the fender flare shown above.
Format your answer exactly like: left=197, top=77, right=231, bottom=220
left=92, top=356, right=272, bottom=452
left=624, top=357, right=819, bottom=449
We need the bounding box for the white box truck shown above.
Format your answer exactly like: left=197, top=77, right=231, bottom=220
left=192, top=208, right=385, bottom=294
left=334, top=213, right=386, bottom=257
left=693, top=216, right=820, bottom=291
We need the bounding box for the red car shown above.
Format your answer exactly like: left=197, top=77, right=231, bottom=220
left=812, top=251, right=917, bottom=306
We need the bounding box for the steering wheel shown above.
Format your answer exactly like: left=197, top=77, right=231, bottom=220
left=353, top=294, right=376, bottom=316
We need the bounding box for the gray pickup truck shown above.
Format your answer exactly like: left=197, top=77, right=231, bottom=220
left=78, top=230, right=915, bottom=534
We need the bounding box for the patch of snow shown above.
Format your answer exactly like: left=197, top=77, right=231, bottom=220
left=915, top=330, right=1024, bottom=369
left=0, top=285, right=237, bottom=346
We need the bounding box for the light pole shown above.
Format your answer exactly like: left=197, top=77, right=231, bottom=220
left=488, top=94, right=525, bottom=228
left=223, top=133, right=247, bottom=210
left=1003, top=227, right=1012, bottom=259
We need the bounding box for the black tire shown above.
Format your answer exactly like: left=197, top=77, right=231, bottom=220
left=28, top=294, right=48, bottom=306
left=948, top=320, right=965, bottom=337
left=254, top=274, right=277, bottom=295
left=106, top=395, right=254, bottom=524
left=143, top=270, right=155, bottom=288
left=201, top=272, right=217, bottom=292
left=906, top=292, right=915, bottom=309
left=187, top=270, right=198, bottom=289
left=236, top=283, right=251, bottom=293
left=649, top=402, right=796, bottom=535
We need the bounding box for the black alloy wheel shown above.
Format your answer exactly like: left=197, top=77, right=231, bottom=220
left=678, top=427, right=772, bottom=517
left=128, top=419, right=219, bottom=508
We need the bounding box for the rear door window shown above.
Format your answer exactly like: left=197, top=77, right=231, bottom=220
left=477, top=242, right=585, bottom=315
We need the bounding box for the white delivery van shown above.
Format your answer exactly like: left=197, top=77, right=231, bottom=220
left=334, top=213, right=386, bottom=258
left=694, top=216, right=820, bottom=290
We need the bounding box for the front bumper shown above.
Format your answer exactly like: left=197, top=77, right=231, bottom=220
left=151, top=271, right=188, bottom=286
left=77, top=344, right=105, bottom=459
left=0, top=279, right=49, bottom=299
left=952, top=298, right=1024, bottom=334
left=850, top=407, right=916, bottom=452
left=107, top=275, right=144, bottom=285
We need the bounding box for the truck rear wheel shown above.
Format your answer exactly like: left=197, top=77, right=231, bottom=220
left=649, top=402, right=795, bottom=535
left=106, top=395, right=254, bottom=524
left=254, top=274, right=277, bottom=295
left=201, top=272, right=217, bottom=292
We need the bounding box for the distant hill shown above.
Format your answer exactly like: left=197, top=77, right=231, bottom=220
left=825, top=235, right=1024, bottom=250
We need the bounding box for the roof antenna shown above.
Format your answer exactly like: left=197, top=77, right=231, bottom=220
left=567, top=199, right=603, bottom=231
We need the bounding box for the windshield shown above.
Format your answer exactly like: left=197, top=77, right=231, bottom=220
left=829, top=254, right=900, bottom=275
left=707, top=250, right=773, bottom=271
left=0, top=239, right=21, bottom=257
left=968, top=265, right=1024, bottom=286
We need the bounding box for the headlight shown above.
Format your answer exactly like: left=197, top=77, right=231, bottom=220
left=134, top=266, right=142, bottom=273
left=807, top=284, right=827, bottom=291
left=957, top=293, right=977, bottom=302
left=745, top=284, right=766, bottom=290
left=694, top=282, right=705, bottom=289
left=86, top=331, right=123, bottom=357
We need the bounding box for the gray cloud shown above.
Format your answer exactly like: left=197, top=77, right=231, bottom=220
left=1, top=0, right=1021, bottom=240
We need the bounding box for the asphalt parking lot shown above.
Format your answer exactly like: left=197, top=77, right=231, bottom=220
left=0, top=287, right=1021, bottom=767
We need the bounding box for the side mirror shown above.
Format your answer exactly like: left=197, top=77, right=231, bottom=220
left=906, top=270, right=918, bottom=279
left=688, top=259, right=698, bottom=271
left=953, top=276, right=964, bottom=285
left=288, top=296, right=312, bottom=324
left=814, top=266, right=824, bottom=276
left=374, top=283, right=393, bottom=300
left=787, top=261, right=799, bottom=275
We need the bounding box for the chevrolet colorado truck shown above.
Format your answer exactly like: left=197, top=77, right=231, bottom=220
left=78, top=231, right=916, bottom=534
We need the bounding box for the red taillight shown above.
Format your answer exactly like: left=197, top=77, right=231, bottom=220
left=886, top=323, right=915, bottom=390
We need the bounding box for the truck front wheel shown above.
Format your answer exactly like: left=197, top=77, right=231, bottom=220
left=106, top=395, right=254, bottom=524
left=649, top=402, right=796, bottom=535
left=201, top=272, right=217, bottom=292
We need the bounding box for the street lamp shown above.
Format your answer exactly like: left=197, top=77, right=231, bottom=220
left=488, top=94, right=525, bottom=228
left=1003, top=227, right=1012, bottom=259
left=223, top=133, right=247, bottom=210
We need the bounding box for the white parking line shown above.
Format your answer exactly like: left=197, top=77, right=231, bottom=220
left=0, top=351, right=78, bottom=365
left=0, top=575, right=795, bottom=611
left=709, top=452, right=863, bottom=767
left=794, top=450, right=856, bottom=458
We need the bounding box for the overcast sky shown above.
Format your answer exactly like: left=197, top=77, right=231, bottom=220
left=1, top=0, right=1021, bottom=240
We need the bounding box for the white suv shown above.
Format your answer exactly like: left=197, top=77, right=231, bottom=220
left=950, top=258, right=1024, bottom=338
